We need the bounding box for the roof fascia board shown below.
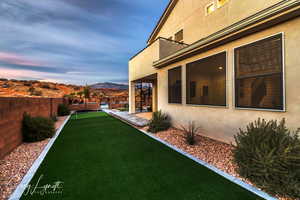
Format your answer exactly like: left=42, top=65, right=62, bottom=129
left=147, top=0, right=179, bottom=44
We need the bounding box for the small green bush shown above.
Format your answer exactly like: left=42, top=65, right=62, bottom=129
left=118, top=107, right=129, bottom=112
left=51, top=115, right=58, bottom=122
left=233, top=118, right=300, bottom=199
left=57, top=104, right=70, bottom=116
left=181, top=121, right=201, bottom=145
left=147, top=110, right=171, bottom=133
left=22, top=113, right=55, bottom=142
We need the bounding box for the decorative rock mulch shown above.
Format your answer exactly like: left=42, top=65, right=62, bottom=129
left=0, top=139, right=50, bottom=200
left=143, top=127, right=239, bottom=176
left=142, top=127, right=292, bottom=200
left=0, top=116, right=67, bottom=200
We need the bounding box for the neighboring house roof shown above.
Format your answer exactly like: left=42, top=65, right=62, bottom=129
left=147, top=0, right=179, bottom=44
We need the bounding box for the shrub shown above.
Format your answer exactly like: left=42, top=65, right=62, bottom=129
left=57, top=104, right=70, bottom=116
left=22, top=113, right=55, bottom=142
left=118, top=107, right=129, bottom=112
left=41, top=84, right=50, bottom=89
left=83, top=86, right=90, bottom=99
left=51, top=115, right=58, bottom=122
left=181, top=121, right=201, bottom=145
left=28, top=87, right=42, bottom=96
left=24, top=82, right=32, bottom=87
left=233, top=118, right=300, bottom=199
left=147, top=110, right=171, bottom=133
left=28, top=87, right=35, bottom=93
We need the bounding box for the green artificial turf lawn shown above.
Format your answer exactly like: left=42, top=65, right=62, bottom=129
left=21, top=112, right=263, bottom=200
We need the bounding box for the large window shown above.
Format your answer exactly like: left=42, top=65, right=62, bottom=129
left=186, top=52, right=227, bottom=106
left=234, top=34, right=284, bottom=110
left=168, top=66, right=182, bottom=104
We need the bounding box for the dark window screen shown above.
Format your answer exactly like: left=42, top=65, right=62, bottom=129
left=186, top=52, right=226, bottom=106
left=190, top=81, right=196, bottom=98
left=175, top=30, right=183, bottom=42
left=235, top=34, right=284, bottom=110
left=168, top=66, right=182, bottom=104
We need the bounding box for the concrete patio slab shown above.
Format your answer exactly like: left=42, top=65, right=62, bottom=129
left=103, top=109, right=149, bottom=127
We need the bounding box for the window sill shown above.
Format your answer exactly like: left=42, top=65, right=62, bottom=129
left=235, top=107, right=286, bottom=112
left=186, top=104, right=228, bottom=109
left=168, top=103, right=183, bottom=105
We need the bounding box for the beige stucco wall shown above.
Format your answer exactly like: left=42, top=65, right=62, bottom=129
left=154, top=0, right=283, bottom=45
left=129, top=41, right=159, bottom=82
left=129, top=38, right=187, bottom=113
left=154, top=17, right=300, bottom=144
left=128, top=0, right=300, bottom=143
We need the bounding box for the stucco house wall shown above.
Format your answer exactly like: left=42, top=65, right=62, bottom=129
left=156, top=18, right=300, bottom=144
left=151, top=0, right=284, bottom=44
left=129, top=0, right=300, bottom=144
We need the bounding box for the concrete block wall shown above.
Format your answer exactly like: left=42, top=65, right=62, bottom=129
left=0, top=97, right=65, bottom=159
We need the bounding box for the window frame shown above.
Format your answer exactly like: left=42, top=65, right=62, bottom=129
left=186, top=51, right=228, bottom=108
left=168, top=66, right=182, bottom=104
left=205, top=2, right=215, bottom=15
left=217, top=0, right=229, bottom=8
left=233, top=32, right=286, bottom=112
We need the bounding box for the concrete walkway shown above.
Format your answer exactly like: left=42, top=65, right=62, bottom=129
left=103, top=109, right=149, bottom=127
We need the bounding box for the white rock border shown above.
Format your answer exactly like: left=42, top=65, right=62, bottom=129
left=104, top=110, right=278, bottom=200
left=8, top=115, right=71, bottom=200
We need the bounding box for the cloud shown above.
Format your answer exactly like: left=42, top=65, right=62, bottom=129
left=0, top=52, right=43, bottom=67
left=0, top=0, right=169, bottom=84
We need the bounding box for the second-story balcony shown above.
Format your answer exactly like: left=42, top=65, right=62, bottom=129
left=129, top=37, right=188, bottom=81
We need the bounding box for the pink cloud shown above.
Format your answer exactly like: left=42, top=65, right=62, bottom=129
left=0, top=52, right=43, bottom=67
left=0, top=67, right=58, bottom=82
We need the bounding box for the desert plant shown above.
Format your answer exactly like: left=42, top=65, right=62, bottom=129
left=147, top=110, right=171, bottom=133
left=41, top=84, right=50, bottom=89
left=77, top=91, right=84, bottom=98
left=83, top=86, right=90, bottom=99
left=233, top=118, right=300, bottom=199
left=33, top=90, right=42, bottom=96
left=28, top=87, right=35, bottom=93
left=22, top=113, right=55, bottom=142
left=57, top=104, right=70, bottom=116
left=28, top=87, right=42, bottom=96
left=24, top=82, right=32, bottom=87
left=181, top=121, right=201, bottom=145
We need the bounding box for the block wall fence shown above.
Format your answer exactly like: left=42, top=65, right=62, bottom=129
left=0, top=97, right=66, bottom=159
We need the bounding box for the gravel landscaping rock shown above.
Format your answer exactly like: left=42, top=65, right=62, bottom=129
left=0, top=116, right=67, bottom=200
left=142, top=127, right=294, bottom=200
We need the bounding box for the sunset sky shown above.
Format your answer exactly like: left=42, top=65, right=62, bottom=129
left=0, top=0, right=169, bottom=85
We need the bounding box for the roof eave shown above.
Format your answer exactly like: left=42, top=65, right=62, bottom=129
left=153, top=0, right=300, bottom=69
left=147, top=0, right=179, bottom=44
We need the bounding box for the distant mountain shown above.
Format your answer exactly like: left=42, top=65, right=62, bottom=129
left=90, top=82, right=128, bottom=90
